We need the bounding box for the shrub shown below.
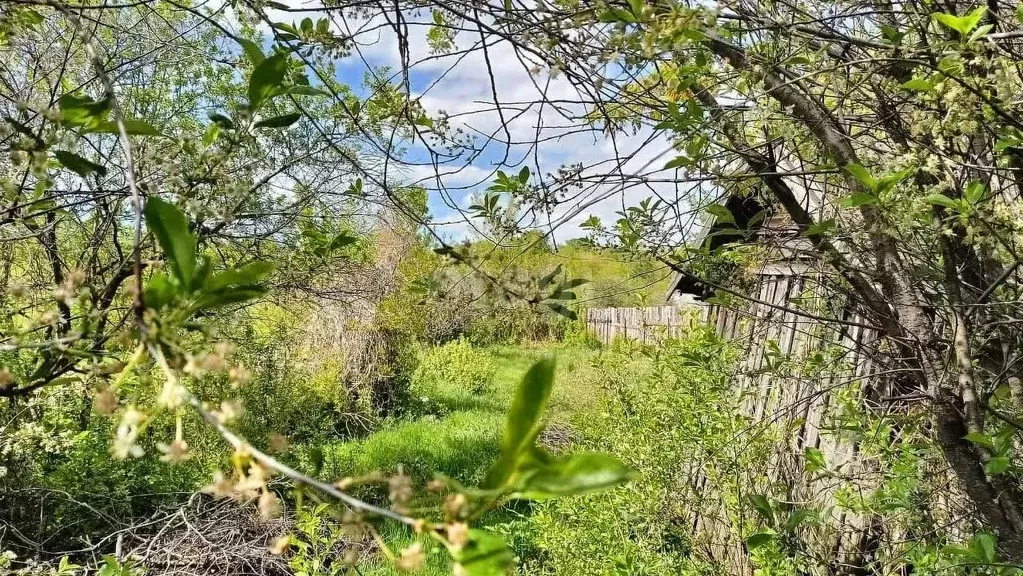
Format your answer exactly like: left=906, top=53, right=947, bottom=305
left=412, top=338, right=495, bottom=401
left=522, top=328, right=739, bottom=575
left=466, top=305, right=569, bottom=346
left=561, top=317, right=601, bottom=349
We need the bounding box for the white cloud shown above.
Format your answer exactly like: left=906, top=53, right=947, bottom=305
left=251, top=8, right=685, bottom=241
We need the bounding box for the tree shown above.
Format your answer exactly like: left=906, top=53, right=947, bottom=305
left=470, top=0, right=1023, bottom=562
left=0, top=2, right=631, bottom=572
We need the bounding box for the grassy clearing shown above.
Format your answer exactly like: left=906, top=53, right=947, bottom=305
left=313, top=343, right=606, bottom=575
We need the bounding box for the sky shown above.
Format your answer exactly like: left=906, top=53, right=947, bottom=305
left=246, top=2, right=700, bottom=244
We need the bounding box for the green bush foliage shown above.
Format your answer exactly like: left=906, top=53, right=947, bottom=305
left=522, top=328, right=738, bottom=575
left=466, top=307, right=569, bottom=347
left=560, top=317, right=601, bottom=350
left=413, top=338, right=496, bottom=401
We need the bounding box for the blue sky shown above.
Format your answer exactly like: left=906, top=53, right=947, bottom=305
left=253, top=4, right=700, bottom=243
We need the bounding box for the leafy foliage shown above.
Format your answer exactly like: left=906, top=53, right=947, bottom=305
left=413, top=338, right=496, bottom=401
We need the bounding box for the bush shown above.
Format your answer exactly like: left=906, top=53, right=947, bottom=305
left=522, top=328, right=739, bottom=575
left=412, top=338, right=495, bottom=402
left=466, top=306, right=570, bottom=346
left=561, top=317, right=601, bottom=349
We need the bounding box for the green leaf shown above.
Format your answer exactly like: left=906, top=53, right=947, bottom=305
left=53, top=150, right=106, bottom=177
left=971, top=533, right=997, bottom=563
left=503, top=358, right=555, bottom=455
left=272, top=21, right=299, bottom=35
left=55, top=556, right=81, bottom=576
left=248, top=53, right=290, bottom=109
left=876, top=168, right=914, bottom=194
left=90, top=119, right=162, bottom=136
left=804, top=219, right=836, bottom=237
left=901, top=78, right=934, bottom=92
left=202, top=123, right=221, bottom=149
left=538, top=264, right=563, bottom=289
left=543, top=302, right=577, bottom=320
left=880, top=24, right=903, bottom=44
left=189, top=286, right=267, bottom=313
left=748, top=494, right=774, bottom=524
left=518, top=452, right=635, bottom=498
left=238, top=38, right=265, bottom=64
left=205, top=262, right=274, bottom=292
left=254, top=113, right=302, bottom=128
left=597, top=8, right=636, bottom=23
left=994, top=429, right=1015, bottom=455
left=483, top=358, right=556, bottom=488
left=192, top=255, right=213, bottom=291
left=663, top=156, right=690, bottom=170
left=843, top=163, right=877, bottom=190
left=208, top=112, right=235, bottom=129
left=328, top=233, right=357, bottom=251
left=938, top=56, right=965, bottom=76
left=784, top=508, right=812, bottom=532
left=840, top=192, right=878, bottom=208
left=933, top=7, right=986, bottom=36
left=58, top=93, right=111, bottom=128
left=995, top=137, right=1021, bottom=153
left=705, top=203, right=735, bottom=224
left=985, top=456, right=1011, bottom=476
left=453, top=530, right=515, bottom=576
left=804, top=447, right=827, bottom=472
left=288, top=85, right=330, bottom=97
left=144, top=198, right=197, bottom=287
left=968, top=23, right=993, bottom=43
left=97, top=556, right=130, bottom=576
left=518, top=165, right=530, bottom=184
left=746, top=532, right=774, bottom=550
left=347, top=178, right=364, bottom=196
left=965, top=181, right=986, bottom=204
left=307, top=446, right=324, bottom=475
left=143, top=272, right=176, bottom=310
left=560, top=278, right=588, bottom=289
left=963, top=432, right=995, bottom=450
left=922, top=193, right=958, bottom=209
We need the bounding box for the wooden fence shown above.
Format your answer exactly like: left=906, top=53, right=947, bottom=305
left=583, top=270, right=947, bottom=573
left=585, top=305, right=708, bottom=345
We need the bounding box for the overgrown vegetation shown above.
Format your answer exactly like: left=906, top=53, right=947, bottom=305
left=4, top=0, right=1023, bottom=573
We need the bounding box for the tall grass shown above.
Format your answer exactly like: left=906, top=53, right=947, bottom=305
left=301, top=342, right=609, bottom=575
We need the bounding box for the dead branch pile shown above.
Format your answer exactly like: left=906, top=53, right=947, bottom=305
left=122, top=495, right=292, bottom=576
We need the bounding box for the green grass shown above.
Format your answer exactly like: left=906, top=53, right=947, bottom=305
left=307, top=342, right=606, bottom=575
left=317, top=344, right=601, bottom=481
left=488, top=344, right=603, bottom=421
left=319, top=410, right=504, bottom=484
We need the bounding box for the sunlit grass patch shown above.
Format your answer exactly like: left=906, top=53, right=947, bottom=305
left=318, top=410, right=504, bottom=485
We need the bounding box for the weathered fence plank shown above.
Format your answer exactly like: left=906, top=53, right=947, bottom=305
left=584, top=305, right=705, bottom=345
